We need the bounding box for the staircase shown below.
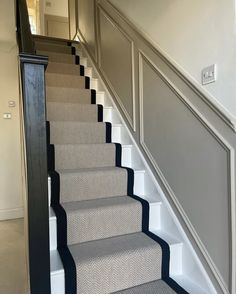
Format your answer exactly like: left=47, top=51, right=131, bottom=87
left=35, top=37, right=188, bottom=294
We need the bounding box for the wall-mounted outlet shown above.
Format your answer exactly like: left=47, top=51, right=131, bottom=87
left=202, top=64, right=217, bottom=85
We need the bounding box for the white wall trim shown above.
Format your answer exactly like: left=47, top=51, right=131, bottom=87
left=97, top=5, right=136, bottom=131
left=0, top=207, right=24, bottom=221
left=139, top=50, right=236, bottom=294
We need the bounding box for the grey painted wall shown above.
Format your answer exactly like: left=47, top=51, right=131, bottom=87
left=76, top=1, right=236, bottom=293
left=77, top=0, right=96, bottom=60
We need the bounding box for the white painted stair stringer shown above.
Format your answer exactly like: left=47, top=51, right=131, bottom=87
left=74, top=44, right=216, bottom=294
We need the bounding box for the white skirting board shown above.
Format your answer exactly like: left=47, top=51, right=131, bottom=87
left=0, top=207, right=24, bottom=221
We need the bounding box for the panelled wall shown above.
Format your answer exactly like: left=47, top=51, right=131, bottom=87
left=76, top=1, right=236, bottom=293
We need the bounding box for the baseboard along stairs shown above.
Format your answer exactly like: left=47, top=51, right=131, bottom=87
left=34, top=36, right=215, bottom=294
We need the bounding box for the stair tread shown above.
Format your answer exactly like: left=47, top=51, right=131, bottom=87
left=113, top=279, right=176, bottom=294
left=70, top=232, right=161, bottom=262
left=37, top=50, right=72, bottom=56
left=47, top=101, right=98, bottom=107
left=69, top=232, right=162, bottom=293
left=58, top=165, right=126, bottom=174
left=62, top=195, right=140, bottom=210
left=62, top=196, right=142, bottom=244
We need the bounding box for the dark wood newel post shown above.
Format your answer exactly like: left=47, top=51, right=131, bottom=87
left=20, top=53, right=51, bottom=294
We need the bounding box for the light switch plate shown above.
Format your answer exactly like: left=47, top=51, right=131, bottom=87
left=202, top=64, right=217, bottom=85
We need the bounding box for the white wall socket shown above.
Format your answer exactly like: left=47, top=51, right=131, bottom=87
left=202, top=64, right=217, bottom=85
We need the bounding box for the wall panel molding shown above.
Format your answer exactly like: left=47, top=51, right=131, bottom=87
left=77, top=1, right=236, bottom=292
left=97, top=5, right=136, bottom=131
left=139, top=50, right=236, bottom=294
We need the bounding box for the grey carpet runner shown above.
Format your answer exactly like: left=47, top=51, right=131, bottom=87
left=35, top=37, right=188, bottom=294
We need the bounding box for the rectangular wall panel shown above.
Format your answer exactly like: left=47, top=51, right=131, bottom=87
left=98, top=8, right=135, bottom=130
left=140, top=53, right=231, bottom=288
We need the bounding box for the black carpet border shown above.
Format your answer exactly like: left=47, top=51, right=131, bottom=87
left=91, top=89, right=96, bottom=104
left=97, top=104, right=103, bottom=122
left=49, top=170, right=77, bottom=294
left=115, top=143, right=189, bottom=294
left=47, top=120, right=77, bottom=294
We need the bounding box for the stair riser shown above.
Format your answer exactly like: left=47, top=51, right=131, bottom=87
left=53, top=144, right=116, bottom=170
left=46, top=74, right=87, bottom=89
left=64, top=198, right=142, bottom=245
left=84, top=67, right=92, bottom=77
left=80, top=57, right=88, bottom=67
left=47, top=104, right=99, bottom=122
left=51, top=273, right=64, bottom=294
left=37, top=51, right=76, bottom=64
left=49, top=201, right=160, bottom=251
left=49, top=123, right=107, bottom=144
left=35, top=44, right=72, bottom=54
left=48, top=167, right=145, bottom=206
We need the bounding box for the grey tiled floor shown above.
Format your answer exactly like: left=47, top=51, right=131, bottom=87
left=0, top=218, right=29, bottom=294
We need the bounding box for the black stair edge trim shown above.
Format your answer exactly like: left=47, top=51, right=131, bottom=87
left=105, top=122, right=112, bottom=143
left=46, top=121, right=50, bottom=146
left=47, top=121, right=76, bottom=294
left=91, top=89, right=96, bottom=104
left=97, top=104, right=103, bottom=122
left=75, top=55, right=80, bottom=65
left=129, top=194, right=149, bottom=231
left=163, top=277, right=189, bottom=294
left=47, top=144, right=55, bottom=171
left=71, top=46, right=76, bottom=55
left=80, top=65, right=85, bottom=76
left=85, top=76, right=90, bottom=89
left=115, top=148, right=189, bottom=294
left=49, top=170, right=77, bottom=294
left=115, top=143, right=122, bottom=167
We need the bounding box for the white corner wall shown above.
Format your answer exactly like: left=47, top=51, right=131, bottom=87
left=109, top=0, right=236, bottom=119
left=0, top=0, right=24, bottom=220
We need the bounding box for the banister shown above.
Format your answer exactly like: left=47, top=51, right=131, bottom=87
left=16, top=0, right=50, bottom=293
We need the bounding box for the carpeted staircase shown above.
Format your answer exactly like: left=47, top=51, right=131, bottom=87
left=35, top=37, right=188, bottom=294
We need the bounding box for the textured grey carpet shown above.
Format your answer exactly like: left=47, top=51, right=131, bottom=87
left=39, top=40, right=181, bottom=294
left=113, top=280, right=176, bottom=294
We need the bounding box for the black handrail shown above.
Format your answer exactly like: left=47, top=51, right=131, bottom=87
left=16, top=0, right=35, bottom=54
left=16, top=1, right=51, bottom=294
